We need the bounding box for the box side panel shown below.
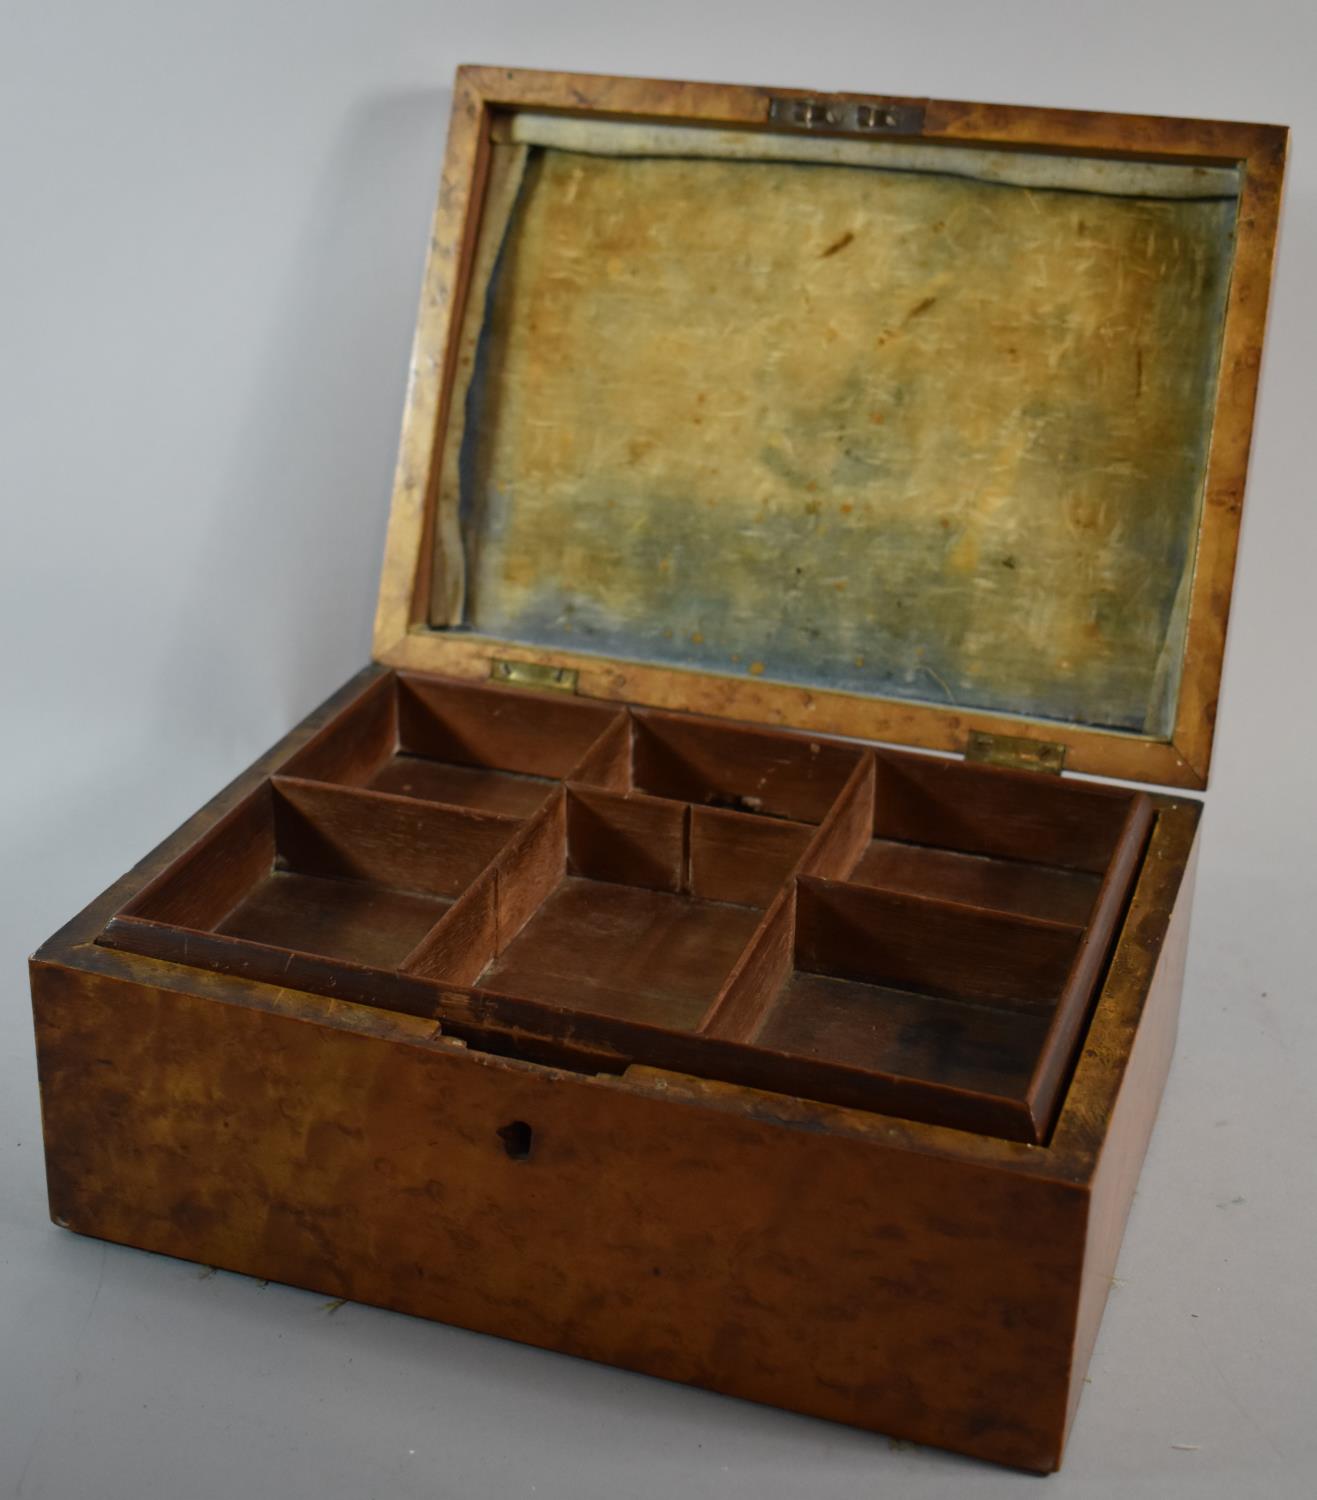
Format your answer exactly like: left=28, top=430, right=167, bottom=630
left=32, top=960, right=1085, bottom=1472
left=1063, top=832, right=1199, bottom=1442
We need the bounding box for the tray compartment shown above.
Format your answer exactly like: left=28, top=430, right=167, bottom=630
left=484, top=879, right=757, bottom=1030
left=105, top=778, right=520, bottom=972
left=629, top=710, right=862, bottom=822
left=687, top=806, right=814, bottom=908
left=846, top=752, right=1141, bottom=924
left=282, top=672, right=626, bottom=816
left=93, top=674, right=1152, bottom=1142
left=849, top=840, right=1101, bottom=926
left=699, top=775, right=1154, bottom=1139
left=465, top=787, right=814, bottom=1030
left=404, top=791, right=568, bottom=986
left=749, top=878, right=1082, bottom=1126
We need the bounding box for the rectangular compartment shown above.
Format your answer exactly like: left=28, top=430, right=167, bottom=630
left=102, top=777, right=519, bottom=976
left=755, top=879, right=1080, bottom=1116
left=846, top=751, right=1143, bottom=925
left=282, top=671, right=627, bottom=816
left=629, top=710, right=862, bottom=822
left=412, top=785, right=818, bottom=1031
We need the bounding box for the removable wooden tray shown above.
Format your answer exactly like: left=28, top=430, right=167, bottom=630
left=100, top=670, right=1151, bottom=1144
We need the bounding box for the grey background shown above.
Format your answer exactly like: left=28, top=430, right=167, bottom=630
left=2, top=2, right=1313, bottom=1496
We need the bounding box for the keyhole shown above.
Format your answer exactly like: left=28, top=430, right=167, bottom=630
left=498, top=1120, right=533, bottom=1161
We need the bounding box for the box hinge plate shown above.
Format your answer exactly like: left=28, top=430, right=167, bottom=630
left=964, top=730, right=1067, bottom=775
left=489, top=657, right=579, bottom=694
left=768, top=96, right=926, bottom=135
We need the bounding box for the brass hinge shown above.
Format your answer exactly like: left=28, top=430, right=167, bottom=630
left=964, top=730, right=1066, bottom=776
left=489, top=657, right=579, bottom=694
left=768, top=96, right=925, bottom=136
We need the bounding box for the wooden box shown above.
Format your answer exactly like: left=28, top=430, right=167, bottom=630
left=30, top=68, right=1285, bottom=1471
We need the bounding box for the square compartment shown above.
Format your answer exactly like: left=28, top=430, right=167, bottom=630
left=281, top=672, right=627, bottom=817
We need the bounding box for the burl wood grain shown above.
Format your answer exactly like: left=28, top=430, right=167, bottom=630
left=32, top=958, right=1087, bottom=1472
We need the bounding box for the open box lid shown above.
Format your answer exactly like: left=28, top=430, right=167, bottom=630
left=374, top=67, right=1286, bottom=790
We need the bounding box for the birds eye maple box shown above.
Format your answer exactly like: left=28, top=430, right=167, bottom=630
left=31, top=67, right=1285, bottom=1471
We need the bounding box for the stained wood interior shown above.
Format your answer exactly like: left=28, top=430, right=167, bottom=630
left=217, top=872, right=443, bottom=970
left=848, top=840, right=1101, bottom=925
left=100, top=670, right=1153, bottom=1142
left=483, top=879, right=763, bottom=1030
left=763, top=971, right=1053, bottom=1101
left=630, top=711, right=862, bottom=821
left=794, top=879, right=1080, bottom=1012
left=403, top=791, right=568, bottom=985
left=119, top=776, right=521, bottom=972
left=283, top=671, right=626, bottom=817
left=832, top=751, right=1136, bottom=925
left=704, top=878, right=1088, bottom=1137
left=466, top=787, right=802, bottom=1029
left=870, top=752, right=1133, bottom=871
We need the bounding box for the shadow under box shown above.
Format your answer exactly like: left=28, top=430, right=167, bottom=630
left=99, top=672, right=1152, bottom=1143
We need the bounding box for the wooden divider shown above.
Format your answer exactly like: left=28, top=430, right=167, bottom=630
left=97, top=672, right=1157, bottom=1143
left=404, top=791, right=567, bottom=983
left=700, top=753, right=874, bottom=1041
left=1025, top=790, right=1156, bottom=1136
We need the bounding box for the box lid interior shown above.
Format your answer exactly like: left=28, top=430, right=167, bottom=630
left=375, top=73, right=1285, bottom=789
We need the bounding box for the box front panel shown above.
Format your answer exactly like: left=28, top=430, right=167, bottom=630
left=33, top=958, right=1086, bottom=1471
